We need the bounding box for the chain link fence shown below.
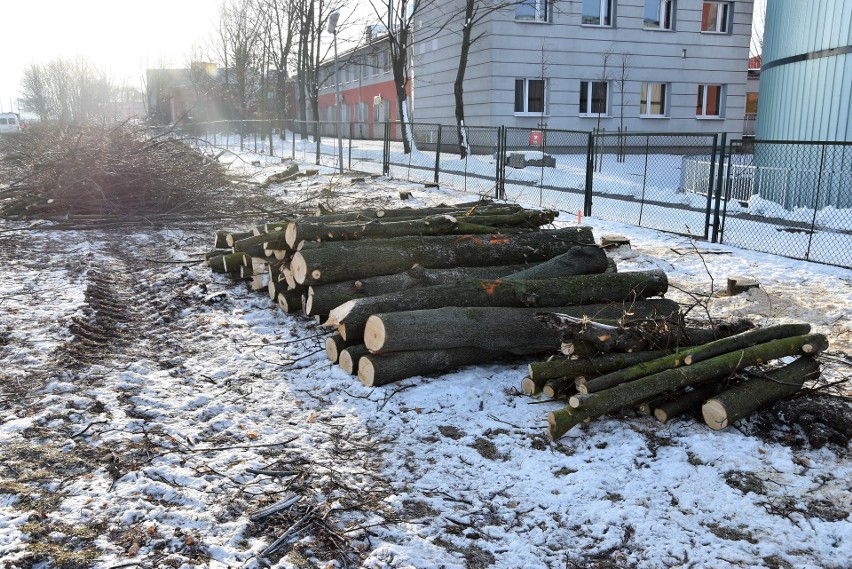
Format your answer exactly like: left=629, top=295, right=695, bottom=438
left=588, top=132, right=720, bottom=238
left=717, top=140, right=852, bottom=268
left=151, top=118, right=851, bottom=269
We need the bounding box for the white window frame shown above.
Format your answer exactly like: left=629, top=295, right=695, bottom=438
left=696, top=84, right=725, bottom=118
left=644, top=0, right=675, bottom=30
left=579, top=80, right=609, bottom=116
left=514, top=78, right=547, bottom=115
left=582, top=0, right=612, bottom=27
left=701, top=1, right=731, bottom=33
left=640, top=82, right=668, bottom=117
left=515, top=0, right=549, bottom=23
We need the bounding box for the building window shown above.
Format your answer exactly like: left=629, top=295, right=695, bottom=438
left=514, top=78, right=546, bottom=114
left=516, top=0, right=549, bottom=22
left=383, top=51, right=392, bottom=72
left=644, top=0, right=674, bottom=30
left=746, top=91, right=758, bottom=114
left=640, top=82, right=668, bottom=116
left=582, top=0, right=612, bottom=26
left=701, top=2, right=730, bottom=33
left=579, top=81, right=608, bottom=115
left=696, top=84, right=724, bottom=117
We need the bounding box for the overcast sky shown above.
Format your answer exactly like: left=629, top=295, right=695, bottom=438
left=0, top=0, right=221, bottom=112
left=0, top=0, right=766, bottom=115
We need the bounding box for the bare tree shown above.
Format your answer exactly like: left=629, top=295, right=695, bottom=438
left=212, top=0, right=264, bottom=122
left=614, top=53, right=630, bottom=163
left=450, top=0, right=561, bottom=158
left=19, top=57, right=112, bottom=124
left=259, top=0, right=298, bottom=126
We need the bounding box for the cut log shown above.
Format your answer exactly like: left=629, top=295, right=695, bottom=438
left=548, top=333, right=828, bottom=439
left=225, top=230, right=253, bottom=248
left=339, top=345, right=370, bottom=375
left=233, top=230, right=290, bottom=253
left=325, top=333, right=347, bottom=363
left=537, top=313, right=755, bottom=353
left=501, top=245, right=608, bottom=280
left=702, top=356, right=821, bottom=430
left=290, top=226, right=597, bottom=285
left=362, top=301, right=673, bottom=355
left=727, top=276, right=760, bottom=296
left=654, top=382, right=723, bottom=424
left=580, top=323, right=812, bottom=395
left=526, top=348, right=678, bottom=392
left=285, top=214, right=462, bottom=249
left=358, top=348, right=508, bottom=387
left=305, top=263, right=534, bottom=317
left=328, top=270, right=668, bottom=342
left=277, top=289, right=304, bottom=313
left=265, top=200, right=499, bottom=229
left=543, top=377, right=577, bottom=399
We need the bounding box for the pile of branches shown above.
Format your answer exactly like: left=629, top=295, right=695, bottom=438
left=0, top=122, right=235, bottom=218
left=529, top=315, right=828, bottom=439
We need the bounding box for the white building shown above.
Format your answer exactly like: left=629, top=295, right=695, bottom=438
left=411, top=0, right=753, bottom=135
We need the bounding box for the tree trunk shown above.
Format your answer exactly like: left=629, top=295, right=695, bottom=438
left=339, top=344, right=370, bottom=375
left=266, top=200, right=497, bottom=230
left=454, top=0, right=475, bottom=158
left=538, top=313, right=754, bottom=353
left=526, top=347, right=679, bottom=393
left=305, top=263, right=535, bottom=318
left=276, top=288, right=304, bottom=313
left=702, top=356, right=821, bottom=430
left=328, top=270, right=668, bottom=342
left=290, top=226, right=597, bottom=286
left=543, top=377, right=578, bottom=399
left=653, top=382, right=723, bottom=424
left=548, top=333, right=828, bottom=439
left=358, top=347, right=507, bottom=387
left=285, top=207, right=552, bottom=248
left=503, top=245, right=608, bottom=280
left=362, top=302, right=675, bottom=356
left=325, top=332, right=347, bottom=363
left=579, top=323, right=813, bottom=395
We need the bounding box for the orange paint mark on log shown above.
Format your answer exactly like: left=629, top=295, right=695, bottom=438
left=488, top=237, right=510, bottom=244
left=481, top=279, right=503, bottom=295
left=455, top=235, right=484, bottom=246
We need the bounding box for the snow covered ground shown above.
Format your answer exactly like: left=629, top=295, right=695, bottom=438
left=1, top=154, right=850, bottom=569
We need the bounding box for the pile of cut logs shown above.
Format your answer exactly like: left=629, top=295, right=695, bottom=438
left=531, top=316, right=826, bottom=439
left=206, top=199, right=825, bottom=438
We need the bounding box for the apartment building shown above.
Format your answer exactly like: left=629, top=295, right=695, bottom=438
left=411, top=0, right=753, bottom=135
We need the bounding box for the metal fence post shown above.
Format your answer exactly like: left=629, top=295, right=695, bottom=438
left=584, top=131, right=594, bottom=217
left=382, top=121, right=390, bottom=176
left=806, top=144, right=828, bottom=260
left=704, top=133, right=719, bottom=240
left=711, top=132, right=727, bottom=243
left=348, top=122, right=353, bottom=171
left=434, top=124, right=442, bottom=185
left=315, top=121, right=321, bottom=165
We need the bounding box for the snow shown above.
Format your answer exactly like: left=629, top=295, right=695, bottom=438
left=0, top=152, right=850, bottom=568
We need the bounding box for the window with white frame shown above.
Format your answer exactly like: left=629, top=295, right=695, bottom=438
left=516, top=0, right=549, bottom=22
left=644, top=0, right=674, bottom=30
left=640, top=82, right=668, bottom=116
left=514, top=78, right=546, bottom=114
left=579, top=81, right=608, bottom=115
left=582, top=0, right=612, bottom=26
left=701, top=2, right=730, bottom=33
left=696, top=84, right=724, bottom=117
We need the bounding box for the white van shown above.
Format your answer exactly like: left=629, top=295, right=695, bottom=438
left=0, top=113, right=21, bottom=134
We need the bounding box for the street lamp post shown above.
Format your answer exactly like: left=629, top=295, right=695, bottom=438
left=328, top=11, right=344, bottom=175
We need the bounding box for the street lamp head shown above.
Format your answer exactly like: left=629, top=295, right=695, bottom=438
left=328, top=11, right=340, bottom=34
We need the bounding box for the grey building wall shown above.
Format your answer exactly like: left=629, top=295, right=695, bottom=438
left=412, top=0, right=753, bottom=134
left=757, top=0, right=852, bottom=141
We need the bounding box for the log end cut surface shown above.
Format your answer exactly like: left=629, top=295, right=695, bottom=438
left=363, top=315, right=386, bottom=353
left=358, top=357, right=376, bottom=387
left=701, top=399, right=729, bottom=430
left=290, top=252, right=308, bottom=284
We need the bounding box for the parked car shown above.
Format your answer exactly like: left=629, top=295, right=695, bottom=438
left=0, top=113, right=21, bottom=133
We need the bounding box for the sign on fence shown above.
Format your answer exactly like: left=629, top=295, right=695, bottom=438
left=529, top=130, right=543, bottom=147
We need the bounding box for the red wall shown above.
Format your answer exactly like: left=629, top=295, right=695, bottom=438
left=318, top=77, right=411, bottom=139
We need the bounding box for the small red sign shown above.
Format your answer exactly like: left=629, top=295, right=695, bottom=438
left=529, top=131, right=543, bottom=147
